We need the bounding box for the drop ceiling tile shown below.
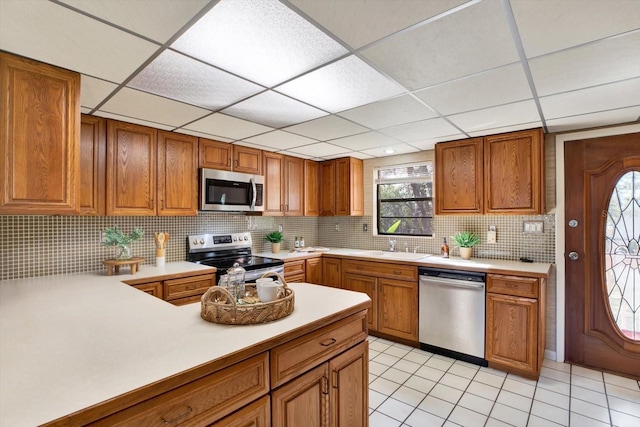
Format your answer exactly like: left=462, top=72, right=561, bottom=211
left=222, top=91, right=328, bottom=128
left=415, top=63, right=532, bottom=115
left=337, top=95, right=438, bottom=129
left=0, top=0, right=158, bottom=83
left=288, top=142, right=350, bottom=158
left=93, top=111, right=175, bottom=130
left=283, top=115, right=368, bottom=141
left=101, top=87, right=210, bottom=128
left=546, top=106, right=640, bottom=133
left=276, top=55, right=404, bottom=113
left=128, top=50, right=264, bottom=110
left=361, top=143, right=419, bottom=158
left=171, top=0, right=348, bottom=87
left=182, top=113, right=273, bottom=140
left=81, top=75, right=118, bottom=110
left=529, top=31, right=640, bottom=97
left=360, top=0, right=519, bottom=90
left=244, top=131, right=317, bottom=151
left=278, top=150, right=315, bottom=160
left=81, top=107, right=92, bottom=114
left=408, top=134, right=467, bottom=151
left=290, top=0, right=467, bottom=49
left=467, top=121, right=542, bottom=137
left=57, top=0, right=209, bottom=43
left=176, top=129, right=233, bottom=142
left=379, top=118, right=461, bottom=142
left=232, top=140, right=281, bottom=153
left=329, top=132, right=399, bottom=151
left=447, top=100, right=541, bottom=133
left=510, top=0, right=640, bottom=58
left=539, top=78, right=640, bottom=119
left=321, top=151, right=374, bottom=160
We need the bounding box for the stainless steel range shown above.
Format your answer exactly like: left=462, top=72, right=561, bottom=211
left=187, top=232, right=284, bottom=283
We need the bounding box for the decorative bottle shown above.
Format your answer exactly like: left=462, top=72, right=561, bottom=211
left=299, top=236, right=305, bottom=248
left=441, top=238, right=450, bottom=258
left=294, top=236, right=300, bottom=249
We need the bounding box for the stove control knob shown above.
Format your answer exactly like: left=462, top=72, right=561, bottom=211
left=243, top=236, right=248, bottom=241
left=199, top=239, right=204, bottom=244
left=192, top=239, right=198, bottom=245
left=233, top=237, right=238, bottom=242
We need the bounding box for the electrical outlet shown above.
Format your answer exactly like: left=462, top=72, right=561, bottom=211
left=278, top=224, right=283, bottom=233
left=363, top=224, right=368, bottom=232
left=335, top=223, right=340, bottom=232
left=487, top=230, right=497, bottom=244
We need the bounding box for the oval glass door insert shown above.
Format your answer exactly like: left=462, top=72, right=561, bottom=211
left=604, top=171, right=640, bottom=341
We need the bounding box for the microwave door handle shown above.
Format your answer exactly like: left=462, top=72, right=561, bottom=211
left=250, top=178, right=257, bottom=210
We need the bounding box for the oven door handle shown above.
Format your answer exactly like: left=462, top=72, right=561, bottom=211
left=250, top=178, right=257, bottom=210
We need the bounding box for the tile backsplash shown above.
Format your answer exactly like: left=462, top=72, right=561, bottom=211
left=1, top=212, right=554, bottom=280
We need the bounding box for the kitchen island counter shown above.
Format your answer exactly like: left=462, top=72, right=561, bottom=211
left=0, top=264, right=370, bottom=426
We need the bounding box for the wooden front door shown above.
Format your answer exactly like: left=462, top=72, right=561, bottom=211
left=565, top=132, right=640, bottom=378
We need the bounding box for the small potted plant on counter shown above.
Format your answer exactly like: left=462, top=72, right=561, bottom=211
left=452, top=231, right=479, bottom=260
left=264, top=230, right=284, bottom=254
left=102, top=226, right=144, bottom=260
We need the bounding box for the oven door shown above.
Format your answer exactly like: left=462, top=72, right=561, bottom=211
left=200, top=169, right=264, bottom=212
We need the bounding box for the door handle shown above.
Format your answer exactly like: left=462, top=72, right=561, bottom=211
left=568, top=251, right=579, bottom=260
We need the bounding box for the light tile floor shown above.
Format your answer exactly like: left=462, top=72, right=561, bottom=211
left=367, top=336, right=640, bottom=427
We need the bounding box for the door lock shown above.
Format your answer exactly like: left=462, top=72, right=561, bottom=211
left=568, top=251, right=579, bottom=260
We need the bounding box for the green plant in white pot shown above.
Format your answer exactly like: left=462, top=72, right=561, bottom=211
left=452, top=231, right=479, bottom=260
left=264, top=231, right=284, bottom=254
left=102, top=226, right=144, bottom=260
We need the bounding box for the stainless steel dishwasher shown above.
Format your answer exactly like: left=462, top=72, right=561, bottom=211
left=419, top=267, right=488, bottom=366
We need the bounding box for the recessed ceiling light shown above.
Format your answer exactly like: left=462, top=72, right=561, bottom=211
left=384, top=148, right=395, bottom=154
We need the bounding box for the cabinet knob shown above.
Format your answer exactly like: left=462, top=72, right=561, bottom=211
left=568, top=251, right=579, bottom=261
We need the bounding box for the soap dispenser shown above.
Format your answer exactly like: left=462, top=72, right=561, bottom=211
left=441, top=238, right=450, bottom=258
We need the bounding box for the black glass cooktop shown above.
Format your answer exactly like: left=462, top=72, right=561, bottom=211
left=196, top=255, right=283, bottom=271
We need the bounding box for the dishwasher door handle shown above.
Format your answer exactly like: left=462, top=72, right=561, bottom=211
left=420, top=277, right=485, bottom=290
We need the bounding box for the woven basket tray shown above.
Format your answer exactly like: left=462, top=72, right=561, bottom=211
left=201, top=272, right=294, bottom=325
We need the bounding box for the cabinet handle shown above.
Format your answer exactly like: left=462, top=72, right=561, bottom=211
left=320, top=338, right=337, bottom=347
left=161, top=406, right=193, bottom=424
left=321, top=375, right=329, bottom=395
left=332, top=370, right=339, bottom=389
left=393, top=270, right=402, bottom=275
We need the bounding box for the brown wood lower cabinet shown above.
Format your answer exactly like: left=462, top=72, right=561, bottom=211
left=322, top=257, right=341, bottom=288
left=271, top=341, right=368, bottom=427
left=284, top=259, right=305, bottom=283
left=306, top=257, right=322, bottom=284
left=342, top=260, right=418, bottom=342
left=125, top=272, right=215, bottom=306
left=211, top=395, right=270, bottom=427
left=485, top=274, right=546, bottom=378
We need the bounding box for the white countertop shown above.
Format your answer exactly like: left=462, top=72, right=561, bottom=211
left=257, top=248, right=552, bottom=277
left=0, top=263, right=370, bottom=426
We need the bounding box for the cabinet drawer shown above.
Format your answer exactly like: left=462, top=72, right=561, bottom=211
left=343, top=259, right=417, bottom=281
left=285, top=273, right=305, bottom=283
left=284, top=260, right=305, bottom=276
left=164, top=274, right=214, bottom=301
left=487, top=274, right=539, bottom=298
left=90, top=353, right=269, bottom=426
left=270, top=311, right=367, bottom=388
left=211, top=395, right=270, bottom=427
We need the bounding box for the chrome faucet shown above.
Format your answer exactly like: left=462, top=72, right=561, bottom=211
left=388, top=238, right=396, bottom=252
left=413, top=246, right=421, bottom=253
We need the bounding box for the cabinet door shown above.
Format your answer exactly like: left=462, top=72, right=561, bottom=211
left=284, top=156, right=304, bottom=216
left=304, top=160, right=320, bottom=216
left=329, top=341, right=368, bottom=427
left=435, top=137, right=483, bottom=214
left=263, top=152, right=284, bottom=216
left=211, top=395, right=270, bottom=427
left=0, top=52, right=81, bottom=214
left=486, top=293, right=538, bottom=375
left=319, top=160, right=336, bottom=216
left=234, top=145, right=262, bottom=174
left=343, top=274, right=377, bottom=332
left=106, top=121, right=157, bottom=215
left=484, top=128, right=544, bottom=214
left=157, top=131, right=198, bottom=216
left=334, top=158, right=363, bottom=216
left=79, top=115, right=106, bottom=215
left=271, top=363, right=328, bottom=427
left=378, top=278, right=418, bottom=341
left=199, top=138, right=232, bottom=170
left=322, top=258, right=341, bottom=288
left=284, top=260, right=305, bottom=283
left=306, top=258, right=323, bottom=285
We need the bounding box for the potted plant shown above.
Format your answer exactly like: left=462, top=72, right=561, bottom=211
left=264, top=230, right=284, bottom=254
left=452, top=231, right=479, bottom=260
left=102, top=226, right=144, bottom=260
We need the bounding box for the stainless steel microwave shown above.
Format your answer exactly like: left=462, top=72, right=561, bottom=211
left=199, top=169, right=264, bottom=212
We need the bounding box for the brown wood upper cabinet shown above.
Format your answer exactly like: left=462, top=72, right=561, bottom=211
left=263, top=153, right=304, bottom=216
left=304, top=160, right=319, bottom=216
left=107, top=121, right=198, bottom=216
left=435, top=129, right=545, bottom=215
left=198, top=139, right=262, bottom=175
left=79, top=115, right=106, bottom=215
left=320, top=157, right=364, bottom=216
left=0, top=51, right=81, bottom=215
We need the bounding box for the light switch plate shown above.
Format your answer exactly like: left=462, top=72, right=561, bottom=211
left=523, top=220, right=544, bottom=234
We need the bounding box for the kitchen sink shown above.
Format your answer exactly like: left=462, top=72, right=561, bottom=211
left=353, top=250, right=430, bottom=261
